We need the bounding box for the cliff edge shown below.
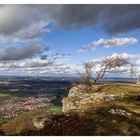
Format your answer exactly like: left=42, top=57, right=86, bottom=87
left=62, top=84, right=116, bottom=113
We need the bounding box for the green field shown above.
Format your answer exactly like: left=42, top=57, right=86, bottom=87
left=0, top=92, right=12, bottom=97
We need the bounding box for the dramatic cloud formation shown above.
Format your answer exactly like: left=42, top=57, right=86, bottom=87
left=0, top=50, right=71, bottom=75
left=0, top=5, right=55, bottom=35
left=0, top=39, right=71, bottom=75
left=53, top=5, right=140, bottom=34
left=0, top=21, right=51, bottom=44
left=0, top=4, right=72, bottom=75
left=79, top=37, right=137, bottom=52
left=0, top=5, right=139, bottom=76
left=0, top=57, right=70, bottom=74
left=0, top=5, right=140, bottom=35
left=0, top=5, right=55, bottom=45
left=12, top=21, right=51, bottom=40
left=0, top=42, right=43, bottom=61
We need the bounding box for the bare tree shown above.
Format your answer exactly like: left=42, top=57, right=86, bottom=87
left=128, top=63, right=136, bottom=78
left=77, top=55, right=129, bottom=87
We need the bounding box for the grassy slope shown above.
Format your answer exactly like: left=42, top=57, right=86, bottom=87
left=18, top=83, right=140, bottom=136
left=95, top=83, right=140, bottom=114
left=0, top=104, right=62, bottom=135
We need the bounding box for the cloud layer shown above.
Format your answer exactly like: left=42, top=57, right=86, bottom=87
left=55, top=5, right=140, bottom=34
left=79, top=37, right=137, bottom=52
left=0, top=5, right=54, bottom=35
left=0, top=57, right=70, bottom=74
left=0, top=5, right=140, bottom=35
left=0, top=40, right=71, bottom=75
left=0, top=42, right=43, bottom=61
left=0, top=5, right=139, bottom=76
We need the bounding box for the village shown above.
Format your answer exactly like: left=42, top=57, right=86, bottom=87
left=0, top=76, right=71, bottom=121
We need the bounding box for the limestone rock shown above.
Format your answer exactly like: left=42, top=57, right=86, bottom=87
left=33, top=115, right=53, bottom=129
left=109, top=109, right=131, bottom=116
left=136, top=80, right=140, bottom=84
left=63, top=85, right=116, bottom=113
left=68, top=84, right=88, bottom=97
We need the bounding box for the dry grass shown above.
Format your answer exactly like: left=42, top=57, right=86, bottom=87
left=0, top=104, right=61, bottom=135
left=95, top=83, right=140, bottom=94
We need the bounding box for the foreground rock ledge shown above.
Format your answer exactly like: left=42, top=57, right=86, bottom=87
left=62, top=85, right=116, bottom=113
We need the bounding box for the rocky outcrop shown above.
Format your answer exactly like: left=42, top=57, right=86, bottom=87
left=33, top=115, right=55, bottom=129
left=33, top=117, right=48, bottom=129
left=62, top=85, right=116, bottom=113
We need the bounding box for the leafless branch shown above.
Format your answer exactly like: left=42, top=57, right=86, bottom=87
left=77, top=55, right=130, bottom=87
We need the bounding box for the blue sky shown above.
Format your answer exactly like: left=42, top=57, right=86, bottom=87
left=0, top=5, right=140, bottom=77
left=44, top=26, right=140, bottom=65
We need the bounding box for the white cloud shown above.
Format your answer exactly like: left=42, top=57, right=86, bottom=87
left=0, top=42, right=43, bottom=61
left=0, top=57, right=71, bottom=75
left=0, top=5, right=54, bottom=46
left=13, top=21, right=50, bottom=40
left=79, top=37, right=138, bottom=52
left=0, top=21, right=50, bottom=44
left=0, top=5, right=55, bottom=35
left=76, top=53, right=140, bottom=77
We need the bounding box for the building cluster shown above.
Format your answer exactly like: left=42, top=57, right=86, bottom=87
left=0, top=96, right=53, bottom=119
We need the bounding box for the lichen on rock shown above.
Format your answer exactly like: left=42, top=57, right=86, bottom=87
left=33, top=115, right=54, bottom=129
left=62, top=85, right=116, bottom=113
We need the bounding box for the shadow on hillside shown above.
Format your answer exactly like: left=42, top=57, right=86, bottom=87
left=118, top=94, right=140, bottom=106
left=17, top=105, right=140, bottom=136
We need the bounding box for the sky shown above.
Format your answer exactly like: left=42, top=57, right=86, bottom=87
left=0, top=4, right=140, bottom=77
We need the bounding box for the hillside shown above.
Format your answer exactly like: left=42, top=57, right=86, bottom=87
left=15, top=83, right=140, bottom=136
